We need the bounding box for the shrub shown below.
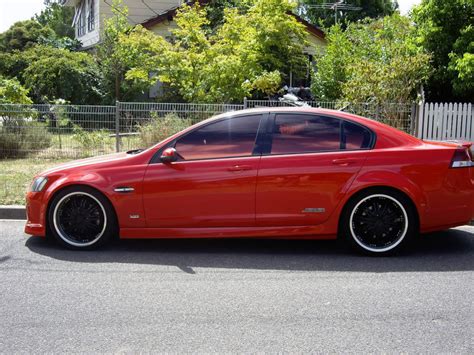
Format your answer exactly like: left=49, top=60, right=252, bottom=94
left=0, top=119, right=52, bottom=158
left=72, top=124, right=111, bottom=156
left=138, top=112, right=190, bottom=148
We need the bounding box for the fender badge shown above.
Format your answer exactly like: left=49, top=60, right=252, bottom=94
left=129, top=214, right=140, bottom=219
left=302, top=208, right=325, bottom=213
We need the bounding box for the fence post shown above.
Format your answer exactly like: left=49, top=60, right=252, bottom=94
left=243, top=97, right=248, bottom=109
left=115, top=100, right=120, bottom=152
left=410, top=103, right=417, bottom=136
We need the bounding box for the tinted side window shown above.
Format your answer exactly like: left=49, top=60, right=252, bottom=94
left=175, top=115, right=261, bottom=160
left=342, top=120, right=372, bottom=149
left=271, top=114, right=341, bottom=154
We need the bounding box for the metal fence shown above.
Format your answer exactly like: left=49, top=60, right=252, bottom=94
left=0, top=100, right=416, bottom=204
left=0, top=100, right=415, bottom=160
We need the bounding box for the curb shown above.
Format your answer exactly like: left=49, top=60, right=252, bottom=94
left=0, top=205, right=26, bottom=220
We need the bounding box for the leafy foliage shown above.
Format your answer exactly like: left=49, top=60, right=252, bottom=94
left=310, top=25, right=350, bottom=101
left=72, top=125, right=111, bottom=156
left=0, top=78, right=51, bottom=158
left=36, top=1, right=75, bottom=39
left=122, top=0, right=307, bottom=102
left=0, top=120, right=52, bottom=158
left=0, top=20, right=54, bottom=52
left=412, top=0, right=474, bottom=101
left=0, top=76, right=33, bottom=104
left=448, top=25, right=474, bottom=97
left=19, top=45, right=103, bottom=104
left=96, top=0, right=148, bottom=103
left=311, top=14, right=431, bottom=104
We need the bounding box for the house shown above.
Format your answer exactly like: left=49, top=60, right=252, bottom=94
left=62, top=0, right=186, bottom=48
left=63, top=0, right=326, bottom=88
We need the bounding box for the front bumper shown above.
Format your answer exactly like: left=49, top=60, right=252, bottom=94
left=24, top=191, right=47, bottom=237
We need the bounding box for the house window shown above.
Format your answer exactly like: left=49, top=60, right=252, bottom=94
left=88, top=0, right=95, bottom=32
left=77, top=1, right=86, bottom=37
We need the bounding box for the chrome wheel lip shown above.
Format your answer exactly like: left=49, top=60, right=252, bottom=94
left=53, top=192, right=107, bottom=248
left=349, top=194, right=408, bottom=253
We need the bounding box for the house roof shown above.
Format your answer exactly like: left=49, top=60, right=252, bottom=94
left=141, top=1, right=325, bottom=41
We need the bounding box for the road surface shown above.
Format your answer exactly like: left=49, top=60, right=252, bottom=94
left=0, top=220, right=473, bottom=352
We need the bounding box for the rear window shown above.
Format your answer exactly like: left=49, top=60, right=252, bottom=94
left=270, top=114, right=372, bottom=155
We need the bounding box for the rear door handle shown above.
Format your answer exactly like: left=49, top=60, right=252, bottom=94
left=227, top=165, right=252, bottom=172
left=332, top=158, right=357, bottom=166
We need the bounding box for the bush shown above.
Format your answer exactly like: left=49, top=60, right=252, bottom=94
left=0, top=119, right=52, bottom=158
left=138, top=112, right=190, bottom=148
left=72, top=124, right=111, bottom=156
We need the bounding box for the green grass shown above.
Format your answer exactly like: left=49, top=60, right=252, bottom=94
left=0, top=158, right=71, bottom=205
left=0, top=130, right=148, bottom=205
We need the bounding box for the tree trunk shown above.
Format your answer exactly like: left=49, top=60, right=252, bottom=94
left=115, top=71, right=121, bottom=101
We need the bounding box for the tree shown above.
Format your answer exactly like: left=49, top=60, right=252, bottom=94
left=298, top=0, right=398, bottom=28
left=204, top=0, right=251, bottom=30
left=122, top=0, right=307, bottom=102
left=448, top=25, right=474, bottom=96
left=309, top=25, right=350, bottom=101
left=36, top=1, right=75, bottom=39
left=0, top=76, right=32, bottom=104
left=21, top=45, right=103, bottom=104
left=96, top=0, right=147, bottom=103
left=412, top=0, right=474, bottom=101
left=0, top=20, right=54, bottom=52
left=311, top=14, right=431, bottom=104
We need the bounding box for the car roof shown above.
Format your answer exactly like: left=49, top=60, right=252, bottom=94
left=158, top=107, right=421, bottom=151
left=212, top=107, right=422, bottom=148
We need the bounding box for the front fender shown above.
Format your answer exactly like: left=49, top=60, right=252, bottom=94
left=41, top=167, right=147, bottom=232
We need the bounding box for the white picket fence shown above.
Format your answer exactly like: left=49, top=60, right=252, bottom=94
left=417, top=102, right=473, bottom=141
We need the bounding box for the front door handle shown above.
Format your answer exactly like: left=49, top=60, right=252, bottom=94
left=227, top=165, right=252, bottom=172
left=332, top=158, right=357, bottom=166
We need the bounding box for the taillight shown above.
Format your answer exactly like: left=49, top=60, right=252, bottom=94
left=451, top=147, right=474, bottom=168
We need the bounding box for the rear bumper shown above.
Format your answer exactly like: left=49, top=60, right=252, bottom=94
left=420, top=166, right=474, bottom=232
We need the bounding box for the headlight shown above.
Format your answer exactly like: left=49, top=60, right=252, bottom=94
left=30, top=177, right=48, bottom=192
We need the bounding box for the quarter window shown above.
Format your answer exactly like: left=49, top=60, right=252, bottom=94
left=174, top=115, right=261, bottom=160
left=342, top=120, right=372, bottom=150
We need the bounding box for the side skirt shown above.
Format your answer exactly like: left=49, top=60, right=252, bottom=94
left=120, top=225, right=337, bottom=240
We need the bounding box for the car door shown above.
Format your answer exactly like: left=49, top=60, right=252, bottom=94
left=256, top=112, right=374, bottom=227
left=142, top=113, right=265, bottom=228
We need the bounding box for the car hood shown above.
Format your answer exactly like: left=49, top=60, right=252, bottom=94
left=40, top=152, right=130, bottom=176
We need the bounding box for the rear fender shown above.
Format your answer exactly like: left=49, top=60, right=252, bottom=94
left=346, top=169, right=428, bottom=225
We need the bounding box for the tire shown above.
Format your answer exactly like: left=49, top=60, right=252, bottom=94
left=47, top=186, right=117, bottom=250
left=340, top=188, right=417, bottom=255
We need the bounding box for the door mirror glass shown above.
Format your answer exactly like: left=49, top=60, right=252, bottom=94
left=160, top=147, right=179, bottom=163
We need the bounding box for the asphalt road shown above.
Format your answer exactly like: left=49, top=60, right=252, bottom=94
left=0, top=220, right=473, bottom=353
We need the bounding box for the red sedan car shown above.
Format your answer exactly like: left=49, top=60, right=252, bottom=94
left=25, top=108, right=474, bottom=254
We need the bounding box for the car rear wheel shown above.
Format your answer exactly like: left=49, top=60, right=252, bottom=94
left=48, top=186, right=116, bottom=250
left=340, top=189, right=417, bottom=255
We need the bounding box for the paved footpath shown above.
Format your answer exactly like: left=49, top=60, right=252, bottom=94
left=0, top=220, right=473, bottom=353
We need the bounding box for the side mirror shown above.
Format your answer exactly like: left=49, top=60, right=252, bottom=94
left=160, top=147, right=179, bottom=163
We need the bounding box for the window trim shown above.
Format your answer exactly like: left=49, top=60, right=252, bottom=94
left=263, top=112, right=376, bottom=156
left=149, top=112, right=268, bottom=164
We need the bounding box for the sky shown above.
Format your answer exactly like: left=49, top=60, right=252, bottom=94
left=0, top=0, right=423, bottom=34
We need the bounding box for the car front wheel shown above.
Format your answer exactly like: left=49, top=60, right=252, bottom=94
left=341, top=189, right=417, bottom=255
left=48, top=186, right=116, bottom=250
